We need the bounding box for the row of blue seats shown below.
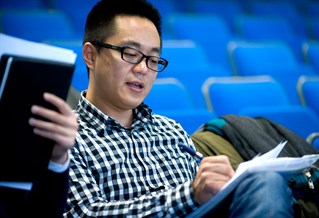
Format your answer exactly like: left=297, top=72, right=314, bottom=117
left=0, top=0, right=98, bottom=36
left=1, top=0, right=318, bottom=147
left=144, top=75, right=319, bottom=149
left=2, top=0, right=318, bottom=18
left=1, top=0, right=319, bottom=41
left=1, top=9, right=317, bottom=124
left=41, top=38, right=319, bottom=107
left=1, top=5, right=318, bottom=71
left=159, top=39, right=319, bottom=109
left=20, top=0, right=317, bottom=38
left=34, top=37, right=319, bottom=147
left=42, top=39, right=319, bottom=111
left=157, top=0, right=319, bottom=40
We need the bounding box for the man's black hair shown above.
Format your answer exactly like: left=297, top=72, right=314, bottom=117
left=84, top=0, right=162, bottom=45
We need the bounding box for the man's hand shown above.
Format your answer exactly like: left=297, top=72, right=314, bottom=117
left=29, top=92, right=78, bottom=164
left=192, top=155, right=234, bottom=204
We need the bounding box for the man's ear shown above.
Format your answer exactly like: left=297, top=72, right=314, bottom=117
left=83, top=42, right=96, bottom=68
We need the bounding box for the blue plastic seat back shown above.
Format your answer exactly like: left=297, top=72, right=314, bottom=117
left=229, top=41, right=297, bottom=75
left=234, top=14, right=305, bottom=61
left=229, top=41, right=317, bottom=104
left=202, top=76, right=290, bottom=116
left=0, top=0, right=44, bottom=9
left=247, top=1, right=307, bottom=38
left=303, top=41, right=319, bottom=73
left=297, top=76, right=319, bottom=118
left=158, top=109, right=217, bottom=135
left=191, top=0, right=243, bottom=33
left=50, top=0, right=99, bottom=36
left=235, top=15, right=295, bottom=41
left=167, top=13, right=234, bottom=70
left=144, top=78, right=194, bottom=111
left=160, top=40, right=232, bottom=110
left=0, top=9, right=76, bottom=42
left=240, top=105, right=319, bottom=140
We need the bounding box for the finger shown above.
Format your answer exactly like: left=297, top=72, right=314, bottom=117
left=193, top=171, right=230, bottom=204
left=200, top=156, right=234, bottom=176
left=29, top=109, right=77, bottom=138
left=32, top=125, right=75, bottom=148
left=29, top=116, right=77, bottom=140
left=30, top=94, right=77, bottom=130
left=201, top=155, right=232, bottom=165
left=199, top=165, right=234, bottom=183
left=202, top=172, right=229, bottom=192
left=43, top=92, right=73, bottom=115
left=30, top=93, right=74, bottom=123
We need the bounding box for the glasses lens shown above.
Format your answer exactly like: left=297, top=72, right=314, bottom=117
left=157, top=59, right=167, bottom=72
left=148, top=57, right=167, bottom=72
left=122, top=47, right=141, bottom=64
left=122, top=47, right=167, bottom=72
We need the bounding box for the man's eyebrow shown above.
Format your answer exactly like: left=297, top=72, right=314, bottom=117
left=124, top=40, right=161, bottom=54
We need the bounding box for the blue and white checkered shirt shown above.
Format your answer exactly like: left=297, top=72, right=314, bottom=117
left=64, top=92, right=200, bottom=217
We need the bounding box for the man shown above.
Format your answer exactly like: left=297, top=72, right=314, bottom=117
left=64, top=0, right=294, bottom=217
left=0, top=93, right=78, bottom=218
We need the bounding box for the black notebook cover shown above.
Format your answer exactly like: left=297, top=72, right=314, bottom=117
left=0, top=54, right=74, bottom=182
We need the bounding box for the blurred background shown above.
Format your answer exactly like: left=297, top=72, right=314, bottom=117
left=1, top=0, right=319, bottom=145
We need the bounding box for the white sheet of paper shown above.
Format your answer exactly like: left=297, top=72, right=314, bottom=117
left=187, top=141, right=319, bottom=218
left=0, top=33, right=76, bottom=64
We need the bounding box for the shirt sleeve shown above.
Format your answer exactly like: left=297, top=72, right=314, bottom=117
left=48, top=151, right=70, bottom=173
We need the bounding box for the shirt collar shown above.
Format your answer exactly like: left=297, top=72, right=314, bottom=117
left=76, top=91, right=154, bottom=133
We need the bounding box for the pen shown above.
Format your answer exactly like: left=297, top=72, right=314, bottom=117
left=178, top=143, right=204, bottom=163
left=252, top=152, right=261, bottom=160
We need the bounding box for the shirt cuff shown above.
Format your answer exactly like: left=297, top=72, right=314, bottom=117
left=48, top=154, right=70, bottom=173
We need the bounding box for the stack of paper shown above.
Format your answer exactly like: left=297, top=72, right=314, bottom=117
left=0, top=33, right=76, bottom=64
left=187, top=141, right=319, bottom=218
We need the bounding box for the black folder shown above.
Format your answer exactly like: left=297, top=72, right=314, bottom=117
left=0, top=54, right=75, bottom=182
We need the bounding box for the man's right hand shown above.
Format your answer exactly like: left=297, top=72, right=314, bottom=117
left=192, top=155, right=234, bottom=204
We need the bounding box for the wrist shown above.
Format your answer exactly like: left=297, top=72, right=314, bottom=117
left=50, top=152, right=69, bottom=165
left=48, top=152, right=70, bottom=173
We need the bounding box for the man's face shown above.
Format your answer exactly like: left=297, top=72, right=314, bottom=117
left=87, top=15, right=161, bottom=112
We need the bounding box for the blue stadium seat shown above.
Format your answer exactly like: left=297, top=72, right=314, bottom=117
left=234, top=14, right=305, bottom=61
left=159, top=40, right=232, bottom=110
left=50, top=0, right=99, bottom=36
left=307, top=16, right=319, bottom=41
left=0, top=9, right=77, bottom=42
left=147, top=0, right=180, bottom=38
left=144, top=77, right=194, bottom=110
left=302, top=41, right=319, bottom=73
left=191, top=0, right=243, bottom=34
left=202, top=75, right=290, bottom=116
left=167, top=13, right=235, bottom=71
left=228, top=41, right=317, bottom=104
left=297, top=75, right=319, bottom=117
left=303, top=2, right=319, bottom=17
left=144, top=77, right=216, bottom=134
left=0, top=0, right=44, bottom=9
left=158, top=109, right=217, bottom=135
left=247, top=0, right=308, bottom=39
left=307, top=133, right=319, bottom=150
left=148, top=0, right=179, bottom=17
left=240, top=105, right=319, bottom=141
left=202, top=75, right=319, bottom=143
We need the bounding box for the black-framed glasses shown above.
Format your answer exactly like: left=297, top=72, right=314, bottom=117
left=92, top=41, right=168, bottom=72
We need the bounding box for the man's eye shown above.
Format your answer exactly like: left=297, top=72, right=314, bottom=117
left=149, top=58, right=159, bottom=64
left=124, top=51, right=137, bottom=57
